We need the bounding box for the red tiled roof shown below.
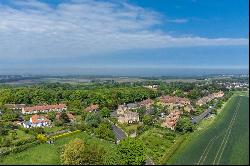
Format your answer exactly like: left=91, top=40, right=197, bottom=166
left=24, top=104, right=66, bottom=113
left=159, top=96, right=190, bottom=105
left=31, top=114, right=49, bottom=124
left=56, top=112, right=75, bottom=120
left=85, top=104, right=99, bottom=112
left=139, top=99, right=153, bottom=106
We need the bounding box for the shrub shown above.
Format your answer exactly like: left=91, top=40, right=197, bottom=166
left=36, top=134, right=47, bottom=143
left=61, top=138, right=85, bottom=165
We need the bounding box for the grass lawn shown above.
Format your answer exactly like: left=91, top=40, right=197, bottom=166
left=0, top=131, right=116, bottom=165
left=118, top=123, right=139, bottom=134
left=15, top=130, right=32, bottom=139
left=43, top=126, right=64, bottom=133
left=167, top=93, right=249, bottom=165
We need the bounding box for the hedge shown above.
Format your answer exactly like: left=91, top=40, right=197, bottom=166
left=49, top=130, right=81, bottom=140
left=0, top=141, right=40, bottom=158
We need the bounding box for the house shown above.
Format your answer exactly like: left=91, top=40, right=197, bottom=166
left=161, top=110, right=182, bottom=130
left=117, top=110, right=139, bottom=124
left=196, top=91, right=224, bottom=106
left=117, top=104, right=128, bottom=115
left=55, top=112, right=75, bottom=122
left=159, top=96, right=191, bottom=107
left=5, top=104, right=26, bottom=111
left=213, top=91, right=224, bottom=98
left=85, top=104, right=99, bottom=112
left=21, top=104, right=67, bottom=114
left=184, top=105, right=195, bottom=113
left=23, top=114, right=50, bottom=128
left=143, top=85, right=158, bottom=89
left=138, top=99, right=154, bottom=108
left=117, top=103, right=138, bottom=113
left=127, top=103, right=138, bottom=110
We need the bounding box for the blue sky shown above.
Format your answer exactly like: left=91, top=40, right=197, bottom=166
left=0, top=0, right=249, bottom=75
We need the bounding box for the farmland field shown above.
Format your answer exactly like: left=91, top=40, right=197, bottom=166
left=168, top=93, right=249, bottom=165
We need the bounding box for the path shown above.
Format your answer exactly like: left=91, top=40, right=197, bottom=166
left=191, top=102, right=218, bottom=124
left=108, top=119, right=155, bottom=165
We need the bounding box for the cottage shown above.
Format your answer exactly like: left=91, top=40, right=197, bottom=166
left=5, top=104, right=26, bottom=111
left=159, top=96, right=191, bottom=107
left=161, top=110, right=182, bottom=130
left=21, top=104, right=67, bottom=114
left=117, top=108, right=139, bottom=124
left=127, top=103, right=138, bottom=110
left=117, top=104, right=128, bottom=114
left=184, top=105, right=195, bottom=113
left=23, top=114, right=50, bottom=128
left=138, top=99, right=154, bottom=108
left=196, top=91, right=224, bottom=106
left=56, top=112, right=75, bottom=122
left=85, top=104, right=99, bottom=112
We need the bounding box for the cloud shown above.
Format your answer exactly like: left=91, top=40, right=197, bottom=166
left=167, top=18, right=189, bottom=23
left=0, top=0, right=248, bottom=59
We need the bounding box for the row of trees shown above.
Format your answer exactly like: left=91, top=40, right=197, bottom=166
left=0, top=85, right=158, bottom=113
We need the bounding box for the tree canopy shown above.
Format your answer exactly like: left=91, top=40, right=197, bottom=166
left=117, top=138, right=147, bottom=165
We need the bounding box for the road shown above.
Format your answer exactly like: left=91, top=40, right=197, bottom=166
left=191, top=102, right=218, bottom=124
left=111, top=123, right=127, bottom=142
left=109, top=121, right=155, bottom=165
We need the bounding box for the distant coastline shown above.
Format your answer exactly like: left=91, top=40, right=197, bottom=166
left=0, top=67, right=248, bottom=77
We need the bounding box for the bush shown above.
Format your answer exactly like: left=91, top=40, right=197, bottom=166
left=50, top=130, right=81, bottom=140
left=118, top=138, right=147, bottom=165
left=61, top=138, right=85, bottom=165
left=37, top=134, right=47, bottom=143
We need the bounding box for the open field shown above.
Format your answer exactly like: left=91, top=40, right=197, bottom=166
left=0, top=132, right=116, bottom=165
left=167, top=93, right=249, bottom=165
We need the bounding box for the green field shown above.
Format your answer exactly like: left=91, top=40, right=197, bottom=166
left=168, top=93, right=249, bottom=165
left=0, top=132, right=116, bottom=165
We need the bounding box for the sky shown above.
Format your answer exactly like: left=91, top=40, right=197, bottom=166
left=0, top=0, right=249, bottom=75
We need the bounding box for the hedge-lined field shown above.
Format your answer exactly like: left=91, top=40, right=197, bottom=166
left=167, top=93, right=249, bottom=165
left=0, top=131, right=116, bottom=165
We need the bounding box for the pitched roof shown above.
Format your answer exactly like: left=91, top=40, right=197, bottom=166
left=85, top=104, right=99, bottom=112
left=138, top=99, right=154, bottom=106
left=56, top=112, right=75, bottom=120
left=5, top=104, right=26, bottom=109
left=31, top=114, right=49, bottom=124
left=24, top=104, right=66, bottom=113
left=159, top=96, right=190, bottom=105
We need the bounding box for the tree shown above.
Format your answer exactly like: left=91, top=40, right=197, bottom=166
left=61, top=138, right=85, bottom=165
left=54, top=119, right=63, bottom=127
left=61, top=138, right=106, bottom=165
left=100, top=107, right=110, bottom=118
left=142, top=115, right=154, bottom=125
left=24, top=115, right=30, bottom=121
left=60, top=111, right=70, bottom=123
left=136, top=107, right=146, bottom=118
left=48, top=111, right=56, bottom=121
left=32, top=127, right=45, bottom=134
left=9, top=130, right=17, bottom=140
left=95, top=122, right=115, bottom=141
left=117, top=138, right=147, bottom=165
left=81, top=111, right=88, bottom=121
left=85, top=113, right=101, bottom=128
left=0, top=127, right=9, bottom=136
left=176, top=117, right=194, bottom=133
left=81, top=144, right=106, bottom=165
